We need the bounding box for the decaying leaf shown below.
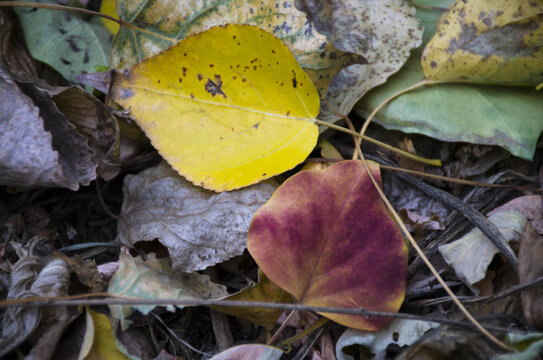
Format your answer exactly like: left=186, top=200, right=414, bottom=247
left=117, top=162, right=277, bottom=272
left=248, top=160, right=407, bottom=330
left=51, top=86, right=121, bottom=181
left=14, top=0, right=112, bottom=83
left=110, top=24, right=319, bottom=191
left=496, top=333, right=543, bottom=360
left=78, top=308, right=130, bottom=360
left=213, top=269, right=292, bottom=329
left=297, top=0, right=423, bottom=121
left=208, top=344, right=283, bottom=360
left=335, top=319, right=439, bottom=360
left=0, top=68, right=97, bottom=189
left=519, top=224, right=543, bottom=330
left=0, top=238, right=70, bottom=358
left=422, top=0, right=543, bottom=85
left=356, top=0, right=543, bottom=160
left=108, top=253, right=228, bottom=330
left=438, top=210, right=527, bottom=295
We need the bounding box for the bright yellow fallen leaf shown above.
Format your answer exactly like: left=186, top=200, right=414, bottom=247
left=111, top=24, right=319, bottom=191
left=99, top=0, right=119, bottom=35
left=422, top=0, right=543, bottom=85
left=78, top=307, right=129, bottom=360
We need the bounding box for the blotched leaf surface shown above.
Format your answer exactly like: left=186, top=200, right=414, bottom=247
left=248, top=160, right=407, bottom=330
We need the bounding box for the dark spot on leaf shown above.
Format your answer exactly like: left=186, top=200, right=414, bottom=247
left=179, top=78, right=182, bottom=83
left=83, top=50, right=89, bottom=64
left=430, top=61, right=436, bottom=68
left=120, top=88, right=134, bottom=99
left=205, top=75, right=227, bottom=98
left=292, top=71, right=297, bottom=88
left=209, top=64, right=214, bottom=68
left=198, top=74, right=203, bottom=81
left=262, top=173, right=266, bottom=176
left=58, top=27, right=66, bottom=35
left=182, top=67, right=187, bottom=76
left=183, top=53, right=187, bottom=56
left=271, top=49, right=276, bottom=54
left=232, top=76, right=237, bottom=79
left=157, top=79, right=161, bottom=83
left=190, top=93, right=195, bottom=99
left=253, top=123, right=259, bottom=129
left=233, top=35, right=236, bottom=39
left=242, top=78, right=246, bottom=82
left=253, top=65, right=257, bottom=70
left=66, top=36, right=80, bottom=52
left=286, top=111, right=290, bottom=116
left=60, top=58, right=71, bottom=65
left=320, top=52, right=326, bottom=58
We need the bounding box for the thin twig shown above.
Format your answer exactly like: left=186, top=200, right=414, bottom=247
left=409, top=275, right=543, bottom=308
left=0, top=294, right=529, bottom=335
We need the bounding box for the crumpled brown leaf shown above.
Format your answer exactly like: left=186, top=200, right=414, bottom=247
left=519, top=224, right=543, bottom=330
left=0, top=8, right=119, bottom=188
left=117, top=162, right=278, bottom=272
left=0, top=237, right=70, bottom=359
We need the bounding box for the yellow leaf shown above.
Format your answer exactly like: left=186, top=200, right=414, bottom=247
left=78, top=307, right=130, bottom=360
left=421, top=0, right=543, bottom=85
left=100, top=0, right=120, bottom=35
left=111, top=24, right=319, bottom=191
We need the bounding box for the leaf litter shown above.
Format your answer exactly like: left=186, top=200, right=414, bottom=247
left=1, top=0, right=543, bottom=358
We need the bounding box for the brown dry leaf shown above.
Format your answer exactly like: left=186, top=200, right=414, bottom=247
left=519, top=224, right=543, bottom=330
left=51, top=87, right=121, bottom=181
left=213, top=269, right=292, bottom=329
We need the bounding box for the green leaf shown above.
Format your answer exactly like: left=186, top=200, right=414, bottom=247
left=14, top=1, right=112, bottom=82
left=355, top=0, right=543, bottom=160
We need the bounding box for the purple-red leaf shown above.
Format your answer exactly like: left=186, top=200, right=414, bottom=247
left=247, top=160, right=407, bottom=330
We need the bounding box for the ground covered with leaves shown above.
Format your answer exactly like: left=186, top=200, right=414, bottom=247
left=1, top=0, right=543, bottom=359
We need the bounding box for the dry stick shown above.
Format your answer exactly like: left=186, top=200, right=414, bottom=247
left=351, top=81, right=513, bottom=351
left=0, top=294, right=530, bottom=335
left=267, top=310, right=297, bottom=346
left=0, top=1, right=176, bottom=43
left=315, top=119, right=441, bottom=166
left=307, top=158, right=541, bottom=192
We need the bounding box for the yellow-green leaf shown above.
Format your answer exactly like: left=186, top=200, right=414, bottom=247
left=422, top=0, right=543, bottom=85
left=111, top=24, right=319, bottom=191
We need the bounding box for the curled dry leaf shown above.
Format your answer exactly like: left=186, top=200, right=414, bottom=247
left=519, top=224, right=543, bottom=330
left=0, top=239, right=70, bottom=358
left=108, top=253, right=228, bottom=330
left=248, top=160, right=407, bottom=330
left=422, top=0, right=543, bottom=85
left=117, top=162, right=277, bottom=272
left=0, top=66, right=98, bottom=190
left=297, top=0, right=423, bottom=121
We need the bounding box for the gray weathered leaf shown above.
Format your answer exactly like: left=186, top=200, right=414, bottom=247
left=438, top=210, right=527, bottom=295
left=336, top=319, right=439, bottom=360
left=298, top=0, right=423, bottom=121
left=117, top=162, right=278, bottom=272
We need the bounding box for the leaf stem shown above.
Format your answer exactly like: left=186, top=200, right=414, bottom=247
left=0, top=1, right=176, bottom=44
left=352, top=79, right=442, bottom=160
left=315, top=119, right=441, bottom=166
left=358, top=155, right=512, bottom=351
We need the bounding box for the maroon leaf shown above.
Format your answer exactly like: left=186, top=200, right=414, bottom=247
left=248, top=160, right=407, bottom=330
